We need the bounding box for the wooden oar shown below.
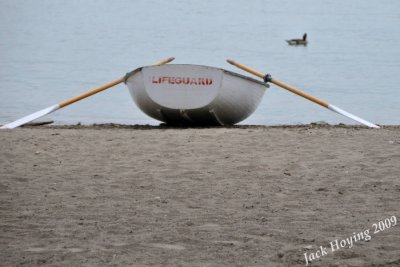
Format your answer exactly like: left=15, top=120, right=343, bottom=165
left=227, top=59, right=379, bottom=128
left=1, top=57, right=175, bottom=129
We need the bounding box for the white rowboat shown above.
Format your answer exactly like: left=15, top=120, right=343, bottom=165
left=124, top=64, right=268, bottom=125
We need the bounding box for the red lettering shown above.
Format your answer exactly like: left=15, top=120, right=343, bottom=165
left=151, top=76, right=213, bottom=86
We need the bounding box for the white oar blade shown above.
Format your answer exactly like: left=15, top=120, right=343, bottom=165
left=328, top=104, right=379, bottom=128
left=0, top=104, right=60, bottom=129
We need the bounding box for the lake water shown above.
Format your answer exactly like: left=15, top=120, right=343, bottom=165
left=1, top=0, right=399, bottom=126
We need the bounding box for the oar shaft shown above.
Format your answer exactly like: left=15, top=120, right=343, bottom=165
left=58, top=57, right=175, bottom=108
left=58, top=78, right=123, bottom=108
left=270, top=79, right=329, bottom=108
left=227, top=60, right=329, bottom=108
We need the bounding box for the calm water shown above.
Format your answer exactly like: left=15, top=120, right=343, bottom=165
left=1, top=0, right=399, bottom=125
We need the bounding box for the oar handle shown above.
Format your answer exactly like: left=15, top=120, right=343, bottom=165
left=227, top=59, right=265, bottom=78
left=154, top=57, right=175, bottom=66
left=227, top=59, right=329, bottom=108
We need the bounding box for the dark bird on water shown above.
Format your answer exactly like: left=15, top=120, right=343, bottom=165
left=286, top=33, right=308, bottom=46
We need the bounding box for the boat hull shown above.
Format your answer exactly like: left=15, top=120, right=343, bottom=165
left=124, top=64, right=268, bottom=125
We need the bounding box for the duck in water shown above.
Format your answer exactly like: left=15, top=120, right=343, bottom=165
left=286, top=33, right=307, bottom=46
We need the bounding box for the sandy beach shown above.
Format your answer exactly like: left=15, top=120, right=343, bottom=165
left=0, top=124, right=399, bottom=266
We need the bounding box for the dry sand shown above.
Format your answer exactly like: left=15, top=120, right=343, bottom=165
left=0, top=125, right=399, bottom=266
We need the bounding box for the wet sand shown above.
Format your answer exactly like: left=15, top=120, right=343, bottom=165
left=1, top=125, right=399, bottom=266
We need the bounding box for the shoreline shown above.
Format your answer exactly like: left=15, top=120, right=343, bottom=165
left=16, top=122, right=400, bottom=130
